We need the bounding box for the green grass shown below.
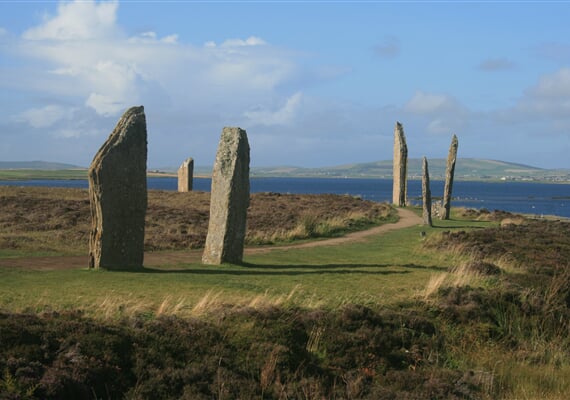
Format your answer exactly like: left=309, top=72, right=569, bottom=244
left=0, top=169, right=88, bottom=180
left=0, top=209, right=487, bottom=317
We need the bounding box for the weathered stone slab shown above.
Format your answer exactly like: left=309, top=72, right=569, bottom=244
left=177, top=157, right=194, bottom=192
left=88, top=106, right=147, bottom=270
left=422, top=156, right=432, bottom=226
left=441, top=134, right=458, bottom=220
left=202, top=127, right=250, bottom=265
left=392, top=121, right=408, bottom=206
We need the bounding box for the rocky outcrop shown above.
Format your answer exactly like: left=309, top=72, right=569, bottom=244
left=202, top=127, right=250, bottom=265
left=177, top=157, right=194, bottom=192
left=422, top=156, right=432, bottom=227
left=441, top=134, right=458, bottom=220
left=88, top=106, right=148, bottom=270
left=392, top=122, right=408, bottom=206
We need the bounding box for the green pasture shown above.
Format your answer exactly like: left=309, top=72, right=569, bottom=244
left=0, top=169, right=87, bottom=181
left=0, top=209, right=492, bottom=318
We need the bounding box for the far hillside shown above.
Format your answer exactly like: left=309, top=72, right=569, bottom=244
left=252, top=158, right=570, bottom=182
left=0, top=161, right=84, bottom=170
left=2, top=159, right=570, bottom=182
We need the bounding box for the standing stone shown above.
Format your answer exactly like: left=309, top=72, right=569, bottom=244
left=88, top=106, right=147, bottom=270
left=422, top=156, right=432, bottom=227
left=202, top=127, right=250, bottom=265
left=392, top=121, right=408, bottom=206
left=177, top=157, right=194, bottom=192
left=441, top=134, right=459, bottom=220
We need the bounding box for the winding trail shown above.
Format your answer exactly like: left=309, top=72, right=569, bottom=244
left=0, top=208, right=421, bottom=270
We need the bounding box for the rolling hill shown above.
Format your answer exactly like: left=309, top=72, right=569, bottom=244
left=0, top=161, right=84, bottom=170
left=2, top=159, right=569, bottom=182
left=251, top=158, right=569, bottom=181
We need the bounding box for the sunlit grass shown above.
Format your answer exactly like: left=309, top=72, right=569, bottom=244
left=0, top=210, right=488, bottom=319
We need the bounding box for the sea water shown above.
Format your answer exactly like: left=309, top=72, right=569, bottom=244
left=1, top=177, right=568, bottom=218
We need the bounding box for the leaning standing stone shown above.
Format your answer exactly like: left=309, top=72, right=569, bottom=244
left=88, top=106, right=147, bottom=270
left=441, top=134, right=458, bottom=220
left=177, top=157, right=194, bottom=192
left=422, top=156, right=432, bottom=227
left=202, top=127, right=250, bottom=265
left=392, top=121, right=408, bottom=206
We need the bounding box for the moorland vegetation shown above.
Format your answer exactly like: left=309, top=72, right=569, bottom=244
left=0, top=187, right=569, bottom=399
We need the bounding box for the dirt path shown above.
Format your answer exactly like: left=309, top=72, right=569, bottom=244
left=0, top=208, right=421, bottom=270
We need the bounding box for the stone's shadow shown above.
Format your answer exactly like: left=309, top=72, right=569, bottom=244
left=137, top=263, right=446, bottom=276
left=430, top=223, right=487, bottom=230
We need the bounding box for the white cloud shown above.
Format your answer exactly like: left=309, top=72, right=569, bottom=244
left=497, top=67, right=570, bottom=125
left=532, top=67, right=570, bottom=99
left=0, top=1, right=349, bottom=166
left=56, top=127, right=103, bottom=138
left=128, top=31, right=178, bottom=44
left=244, top=92, right=303, bottom=126
left=0, top=27, right=6, bottom=37
left=13, top=2, right=296, bottom=119
left=16, top=105, right=72, bottom=128
left=161, top=34, right=178, bottom=44
left=403, top=91, right=469, bottom=135
left=22, top=0, right=119, bottom=41
left=85, top=93, right=126, bottom=116
left=405, top=91, right=457, bottom=114
left=221, top=36, right=266, bottom=48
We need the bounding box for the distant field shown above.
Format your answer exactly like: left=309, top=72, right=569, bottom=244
left=0, top=169, right=87, bottom=180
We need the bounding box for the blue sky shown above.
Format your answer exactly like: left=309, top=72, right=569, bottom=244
left=1, top=1, right=570, bottom=169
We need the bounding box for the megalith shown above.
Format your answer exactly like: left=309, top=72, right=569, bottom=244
left=202, top=127, right=250, bottom=265
left=422, top=156, right=432, bottom=227
left=88, top=106, right=148, bottom=270
left=441, top=134, right=459, bottom=220
left=177, top=157, right=194, bottom=192
left=392, top=121, right=408, bottom=206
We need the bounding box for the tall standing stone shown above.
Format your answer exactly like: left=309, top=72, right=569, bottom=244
left=88, top=106, right=147, bottom=270
left=392, top=121, right=408, bottom=206
left=202, top=127, right=250, bottom=265
left=441, top=134, right=459, bottom=220
left=177, top=157, right=194, bottom=192
left=422, top=156, right=432, bottom=227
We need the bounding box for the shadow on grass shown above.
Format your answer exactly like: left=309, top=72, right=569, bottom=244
left=138, top=262, right=446, bottom=276
left=430, top=225, right=487, bottom=230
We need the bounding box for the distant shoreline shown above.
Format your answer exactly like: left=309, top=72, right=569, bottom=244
left=0, top=169, right=569, bottom=184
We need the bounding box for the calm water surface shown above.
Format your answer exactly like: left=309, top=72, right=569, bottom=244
left=1, top=177, right=569, bottom=218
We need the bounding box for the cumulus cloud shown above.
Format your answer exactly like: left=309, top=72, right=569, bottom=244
left=478, top=58, right=515, bottom=71
left=2, top=0, right=344, bottom=166
left=491, top=67, right=570, bottom=137
left=16, top=105, right=73, bottom=128
left=220, top=36, right=266, bottom=48
left=405, top=91, right=459, bottom=114
left=22, top=0, right=119, bottom=41
left=498, top=67, right=570, bottom=132
left=128, top=31, right=179, bottom=44
left=244, top=92, right=303, bottom=126
left=374, top=36, right=400, bottom=59
left=404, top=91, right=469, bottom=135
left=12, top=0, right=298, bottom=121
left=531, top=67, right=570, bottom=99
